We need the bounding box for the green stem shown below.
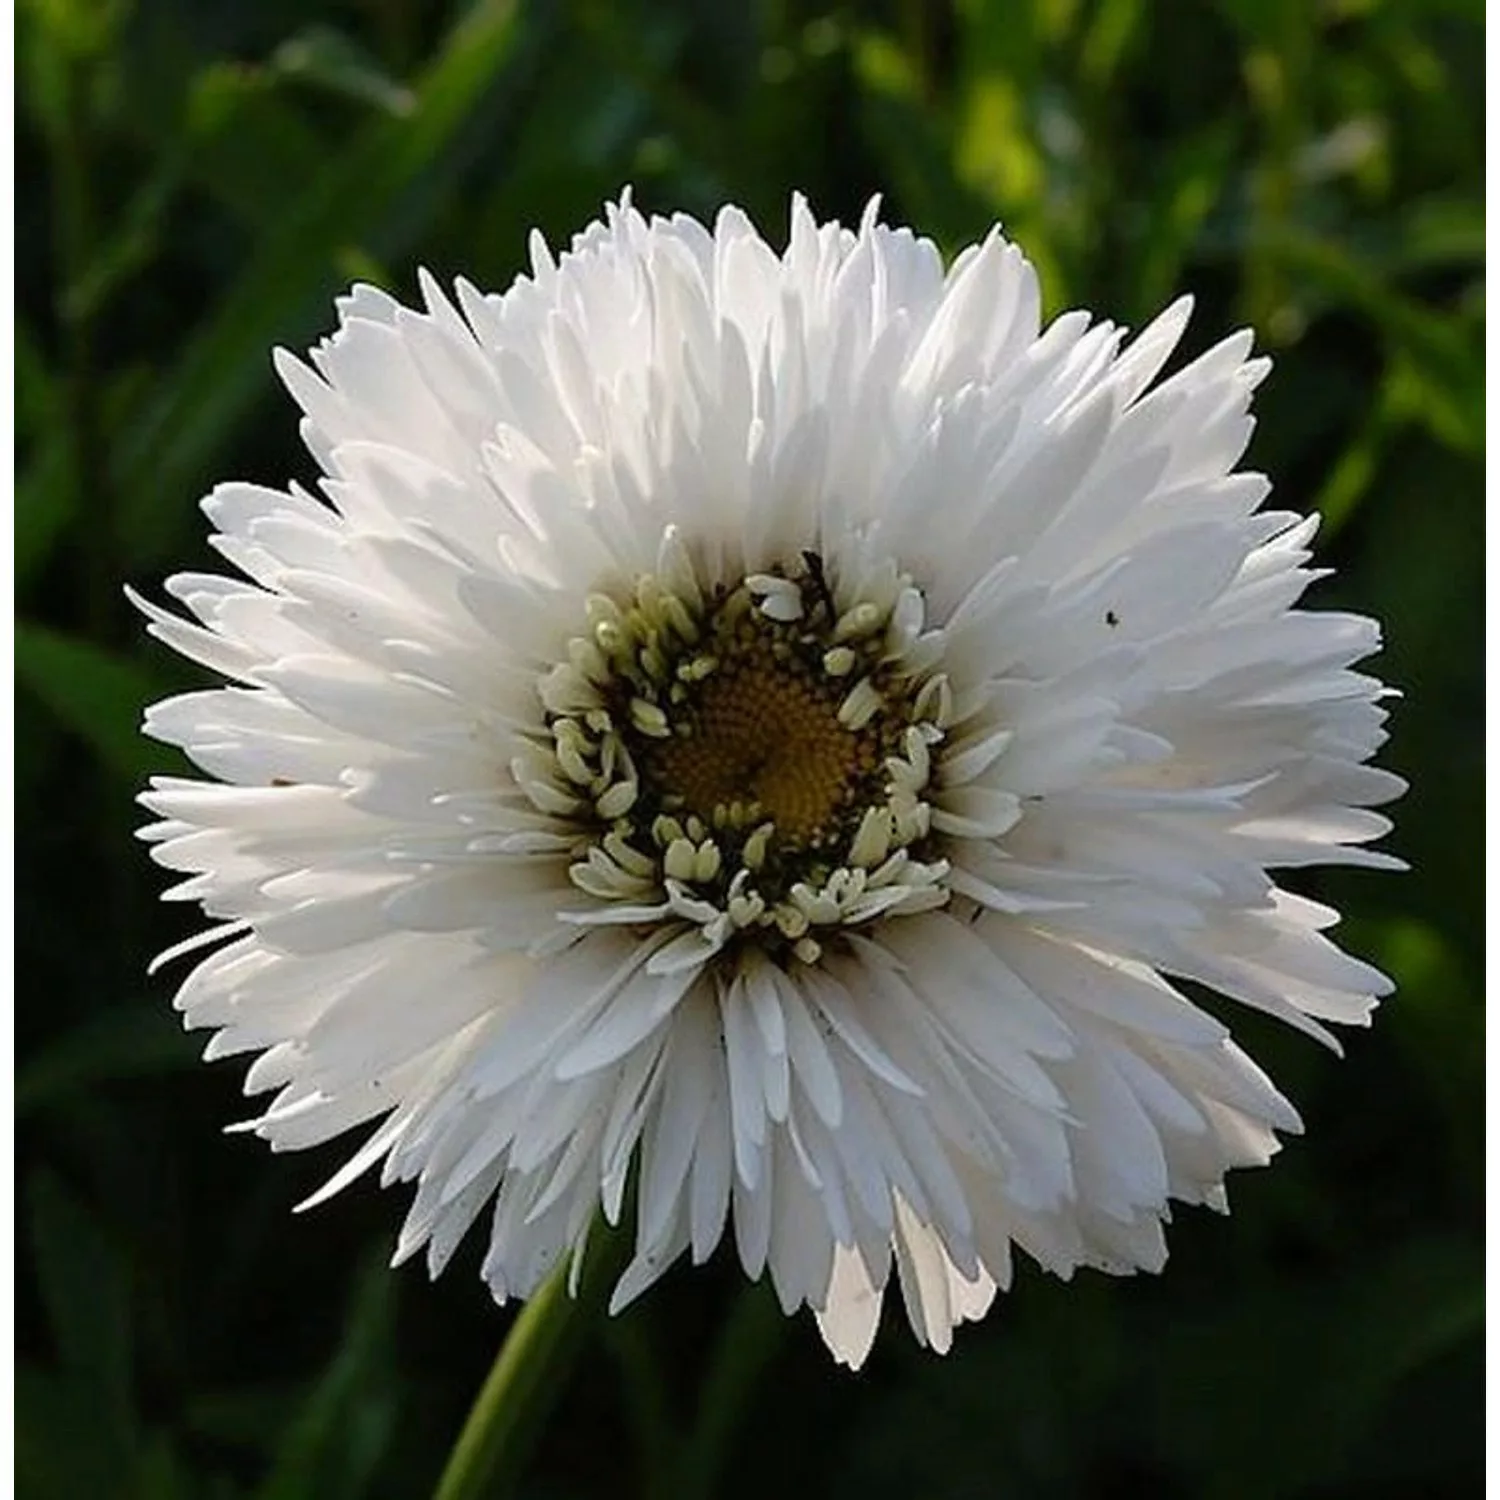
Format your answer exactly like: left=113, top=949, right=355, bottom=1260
left=432, top=1226, right=626, bottom=1500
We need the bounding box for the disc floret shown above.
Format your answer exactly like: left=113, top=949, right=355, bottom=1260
left=516, top=530, right=955, bottom=969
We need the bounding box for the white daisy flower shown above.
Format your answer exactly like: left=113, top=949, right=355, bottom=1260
left=136, top=194, right=1403, bottom=1369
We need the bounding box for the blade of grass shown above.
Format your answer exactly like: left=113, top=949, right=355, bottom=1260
left=114, top=0, right=533, bottom=573
left=255, top=1254, right=402, bottom=1500
left=15, top=619, right=182, bottom=784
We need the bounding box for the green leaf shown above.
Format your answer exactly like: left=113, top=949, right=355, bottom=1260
left=15, top=316, right=58, bottom=441
left=254, top=1255, right=402, bottom=1500
left=16, top=1364, right=134, bottom=1500
left=671, top=1281, right=788, bottom=1500
left=1311, top=376, right=1396, bottom=540
left=849, top=30, right=1006, bottom=265
left=1123, top=122, right=1240, bottom=320
left=27, top=1173, right=137, bottom=1467
left=19, top=0, right=127, bottom=63
left=184, top=1384, right=305, bottom=1454
left=16, top=1005, right=198, bottom=1118
left=129, top=1433, right=200, bottom=1500
left=181, top=62, right=329, bottom=225
left=1143, top=1235, right=1483, bottom=1498
left=269, top=24, right=416, bottom=117
left=14, top=322, right=75, bottom=590
left=1256, top=227, right=1483, bottom=453
left=61, top=162, right=183, bottom=324
left=603, top=1310, right=676, bottom=1499
left=114, top=0, right=534, bottom=573
left=567, top=1, right=726, bottom=180
left=1388, top=193, right=1486, bottom=273
left=1078, top=0, right=1146, bottom=86
left=1367, top=917, right=1483, bottom=1187
left=14, top=620, right=178, bottom=784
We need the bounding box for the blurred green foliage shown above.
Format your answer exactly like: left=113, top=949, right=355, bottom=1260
left=16, top=0, right=1482, bottom=1496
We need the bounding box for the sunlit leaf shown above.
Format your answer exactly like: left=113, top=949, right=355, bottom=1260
left=270, top=24, right=416, bottom=117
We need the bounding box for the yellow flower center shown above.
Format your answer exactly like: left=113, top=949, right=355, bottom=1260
left=644, top=642, right=881, bottom=848
left=533, top=541, right=955, bottom=964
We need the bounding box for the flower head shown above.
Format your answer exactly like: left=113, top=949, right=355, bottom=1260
left=137, top=195, right=1403, bottom=1367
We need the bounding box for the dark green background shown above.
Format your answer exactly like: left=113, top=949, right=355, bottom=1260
left=16, top=2, right=1483, bottom=1497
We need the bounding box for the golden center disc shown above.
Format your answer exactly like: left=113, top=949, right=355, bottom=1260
left=646, top=654, right=878, bottom=846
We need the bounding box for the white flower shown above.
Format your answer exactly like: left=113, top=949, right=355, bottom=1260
left=136, top=194, right=1403, bottom=1369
